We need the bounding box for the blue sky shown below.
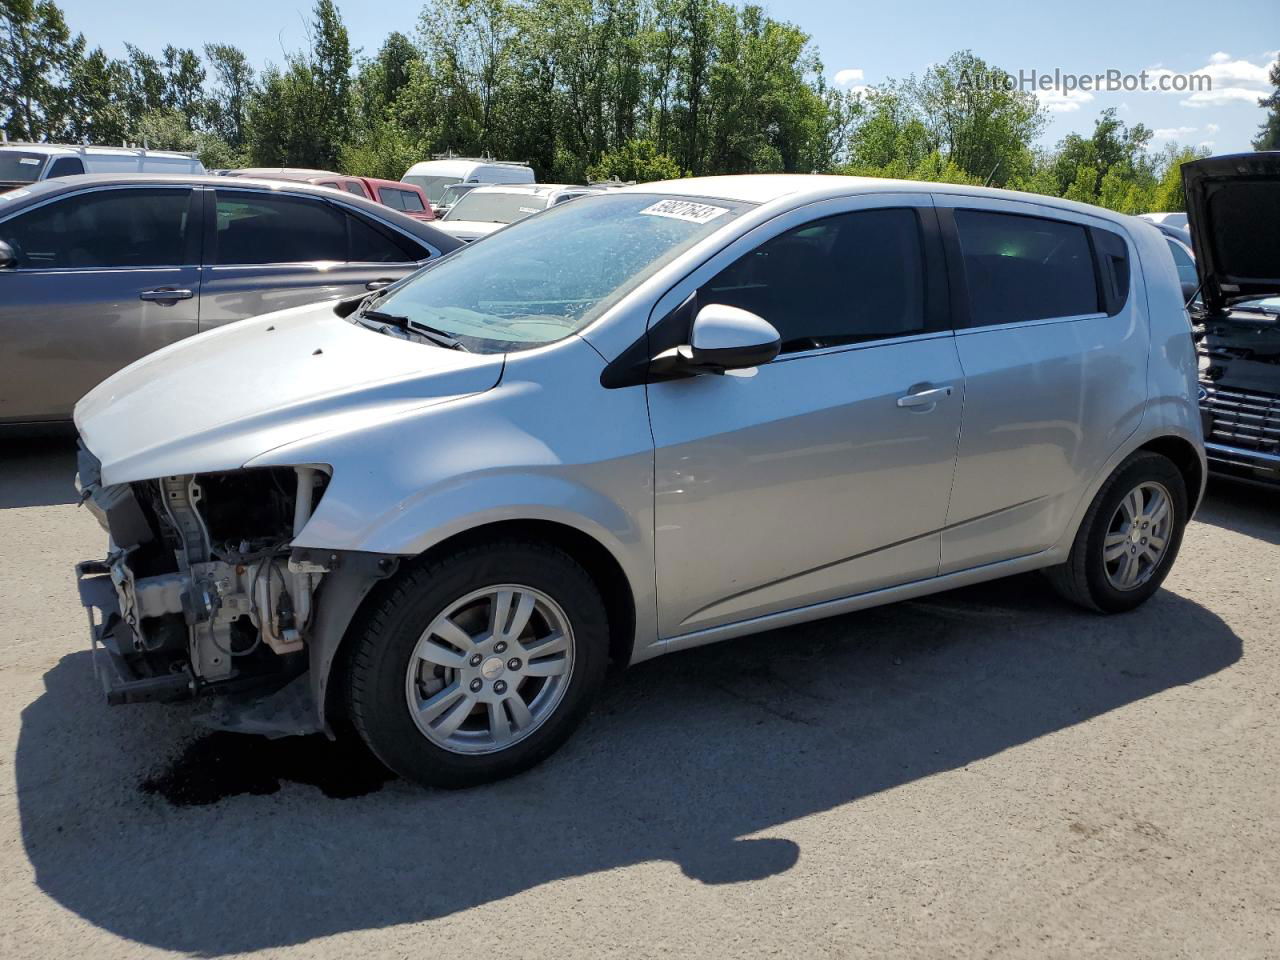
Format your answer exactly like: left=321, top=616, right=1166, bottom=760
left=60, top=0, right=1279, bottom=154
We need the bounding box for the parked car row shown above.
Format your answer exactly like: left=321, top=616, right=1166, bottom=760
left=222, top=168, right=438, bottom=221
left=0, top=142, right=204, bottom=191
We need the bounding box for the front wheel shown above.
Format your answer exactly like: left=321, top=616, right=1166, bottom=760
left=344, top=540, right=609, bottom=788
left=1046, top=451, right=1189, bottom=613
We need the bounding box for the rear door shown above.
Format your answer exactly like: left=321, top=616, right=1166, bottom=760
left=199, top=188, right=438, bottom=328
left=936, top=198, right=1146, bottom=572
left=0, top=185, right=200, bottom=422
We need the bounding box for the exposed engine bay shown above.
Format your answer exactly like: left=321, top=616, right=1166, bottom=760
left=75, top=447, right=332, bottom=705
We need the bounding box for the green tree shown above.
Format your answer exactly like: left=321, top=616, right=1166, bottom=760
left=245, top=0, right=353, bottom=168
left=161, top=45, right=207, bottom=128
left=0, top=0, right=80, bottom=140
left=123, top=42, right=165, bottom=120
left=1254, top=58, right=1280, bottom=150
left=586, top=137, right=683, bottom=180
left=204, top=43, right=255, bottom=148
left=64, top=46, right=131, bottom=144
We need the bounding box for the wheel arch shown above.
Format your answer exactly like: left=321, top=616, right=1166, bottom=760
left=1137, top=434, right=1205, bottom=515
left=321, top=518, right=639, bottom=730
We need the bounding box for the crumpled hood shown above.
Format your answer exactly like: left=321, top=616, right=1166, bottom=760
left=75, top=299, right=504, bottom=484
left=1183, top=152, right=1280, bottom=314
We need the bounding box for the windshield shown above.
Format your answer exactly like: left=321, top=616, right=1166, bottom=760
left=0, top=151, right=46, bottom=184
left=438, top=183, right=477, bottom=207
left=369, top=193, right=749, bottom=353
left=403, top=175, right=462, bottom=204
left=444, top=191, right=548, bottom=224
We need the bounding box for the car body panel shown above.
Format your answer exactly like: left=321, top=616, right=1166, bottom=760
left=74, top=299, right=504, bottom=484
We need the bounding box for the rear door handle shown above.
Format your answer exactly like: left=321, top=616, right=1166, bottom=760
left=139, top=288, right=193, bottom=303
left=365, top=278, right=395, bottom=291
left=896, top=385, right=953, bottom=408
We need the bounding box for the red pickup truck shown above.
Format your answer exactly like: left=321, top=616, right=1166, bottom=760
left=226, top=168, right=436, bottom=221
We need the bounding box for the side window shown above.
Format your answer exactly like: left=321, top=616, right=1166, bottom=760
left=347, top=212, right=427, bottom=263
left=46, top=156, right=85, bottom=177
left=1166, top=238, right=1197, bottom=288
left=954, top=209, right=1099, bottom=326
left=1092, top=227, right=1131, bottom=315
left=214, top=192, right=346, bottom=264
left=343, top=181, right=367, bottom=197
left=0, top=188, right=190, bottom=268
left=379, top=189, right=404, bottom=210
left=699, top=208, right=927, bottom=354
left=384, top=188, right=425, bottom=212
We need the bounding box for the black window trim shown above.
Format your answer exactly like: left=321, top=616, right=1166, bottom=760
left=939, top=205, right=1110, bottom=332
left=0, top=182, right=201, bottom=271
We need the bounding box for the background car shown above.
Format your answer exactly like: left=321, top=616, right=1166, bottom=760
left=0, top=174, right=460, bottom=425
left=432, top=181, right=482, bottom=218
left=0, top=142, right=204, bottom=192
left=435, top=182, right=603, bottom=241
left=225, top=168, right=436, bottom=221
left=400, top=157, right=535, bottom=210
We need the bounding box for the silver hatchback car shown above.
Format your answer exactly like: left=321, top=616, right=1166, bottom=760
left=74, top=175, right=1204, bottom=788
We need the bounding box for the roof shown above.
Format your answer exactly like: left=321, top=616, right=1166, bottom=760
left=0, top=143, right=198, bottom=160
left=404, top=158, right=531, bottom=178
left=615, top=173, right=1139, bottom=225
left=225, top=167, right=343, bottom=180
left=0, top=173, right=462, bottom=250
left=463, top=182, right=588, bottom=197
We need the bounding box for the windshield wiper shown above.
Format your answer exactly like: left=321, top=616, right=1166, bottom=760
left=361, top=309, right=469, bottom=351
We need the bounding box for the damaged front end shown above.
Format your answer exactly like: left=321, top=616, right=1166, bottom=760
left=74, top=445, right=389, bottom=735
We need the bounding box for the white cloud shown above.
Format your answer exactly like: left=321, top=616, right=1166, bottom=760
left=1209, top=51, right=1231, bottom=64
left=1170, top=53, right=1273, bottom=107
left=1153, top=125, right=1197, bottom=139
left=1035, top=88, right=1094, bottom=113
left=1198, top=140, right=1215, bottom=150
left=1181, top=87, right=1266, bottom=107
left=833, top=68, right=865, bottom=89
left=1205, top=122, right=1220, bottom=133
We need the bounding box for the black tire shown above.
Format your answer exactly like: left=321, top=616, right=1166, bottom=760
left=344, top=539, right=609, bottom=789
left=1045, top=451, right=1188, bottom=613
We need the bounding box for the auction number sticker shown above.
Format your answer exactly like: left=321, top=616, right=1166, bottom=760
left=640, top=199, right=730, bottom=224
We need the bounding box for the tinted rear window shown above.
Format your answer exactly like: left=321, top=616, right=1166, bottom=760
left=955, top=210, right=1100, bottom=326
left=214, top=192, right=346, bottom=264
left=0, top=151, right=46, bottom=183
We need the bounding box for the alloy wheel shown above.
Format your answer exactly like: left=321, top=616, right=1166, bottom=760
left=1102, top=481, right=1173, bottom=591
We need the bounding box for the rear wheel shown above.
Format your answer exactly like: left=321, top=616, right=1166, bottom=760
left=1046, top=451, right=1188, bottom=613
left=345, top=540, right=609, bottom=788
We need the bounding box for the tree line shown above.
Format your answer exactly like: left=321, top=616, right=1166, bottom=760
left=4, top=0, right=1278, bottom=213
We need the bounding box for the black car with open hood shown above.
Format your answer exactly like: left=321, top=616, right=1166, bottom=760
left=1183, top=152, right=1280, bottom=485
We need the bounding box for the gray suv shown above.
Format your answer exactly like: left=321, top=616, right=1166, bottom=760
left=73, top=176, right=1204, bottom=789
left=0, top=174, right=460, bottom=424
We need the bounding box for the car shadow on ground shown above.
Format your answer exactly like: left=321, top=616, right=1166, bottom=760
left=17, top=571, right=1240, bottom=955
left=0, top=437, right=78, bottom=509
left=1195, top=476, right=1279, bottom=546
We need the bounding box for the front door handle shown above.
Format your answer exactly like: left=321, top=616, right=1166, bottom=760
left=365, top=278, right=395, bottom=291
left=139, top=287, right=194, bottom=303
left=896, top=385, right=953, bottom=408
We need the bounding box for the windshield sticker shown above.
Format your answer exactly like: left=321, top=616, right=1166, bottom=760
left=518, top=206, right=541, bottom=214
left=18, top=157, right=40, bottom=165
left=0, top=189, right=30, bottom=201
left=640, top=199, right=730, bottom=224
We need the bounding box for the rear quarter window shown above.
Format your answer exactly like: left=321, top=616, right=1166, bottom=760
left=954, top=209, right=1101, bottom=327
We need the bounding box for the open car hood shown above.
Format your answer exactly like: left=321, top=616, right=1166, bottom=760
left=1182, top=152, right=1280, bottom=315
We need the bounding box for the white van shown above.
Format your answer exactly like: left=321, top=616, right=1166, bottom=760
left=0, top=144, right=205, bottom=190
left=401, top=157, right=535, bottom=212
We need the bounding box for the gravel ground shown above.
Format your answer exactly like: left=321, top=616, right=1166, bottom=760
left=1, top=437, right=1277, bottom=959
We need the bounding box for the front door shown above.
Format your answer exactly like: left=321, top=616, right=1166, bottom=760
left=0, top=186, right=200, bottom=422
left=649, top=198, right=964, bottom=638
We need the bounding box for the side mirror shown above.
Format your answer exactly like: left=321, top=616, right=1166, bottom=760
left=0, top=240, right=15, bottom=269
left=653, top=304, right=781, bottom=377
